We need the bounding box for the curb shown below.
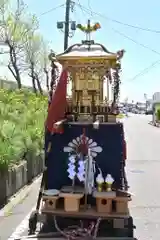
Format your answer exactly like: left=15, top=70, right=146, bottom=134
left=149, top=121, right=160, bottom=128
left=0, top=175, right=41, bottom=217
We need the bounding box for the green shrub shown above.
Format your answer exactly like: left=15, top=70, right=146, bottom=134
left=0, top=88, right=47, bottom=172
left=156, top=109, right=160, bottom=121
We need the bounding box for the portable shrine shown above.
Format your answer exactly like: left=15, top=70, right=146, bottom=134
left=26, top=20, right=136, bottom=240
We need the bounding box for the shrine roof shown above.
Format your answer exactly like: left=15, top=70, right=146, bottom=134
left=56, top=43, right=118, bottom=60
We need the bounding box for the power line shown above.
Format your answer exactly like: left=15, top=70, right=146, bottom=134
left=40, top=2, right=160, bottom=82
left=75, top=2, right=160, bottom=82
left=87, top=0, right=93, bottom=15
left=77, top=0, right=87, bottom=17
left=127, top=59, right=160, bottom=82
left=40, top=4, right=65, bottom=16
left=75, top=3, right=160, bottom=57
left=76, top=3, right=160, bottom=34
left=111, top=28, right=160, bottom=56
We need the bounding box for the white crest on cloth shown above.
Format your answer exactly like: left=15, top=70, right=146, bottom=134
left=63, top=135, right=102, bottom=158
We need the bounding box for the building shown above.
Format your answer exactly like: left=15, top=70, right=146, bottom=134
left=152, top=92, right=160, bottom=123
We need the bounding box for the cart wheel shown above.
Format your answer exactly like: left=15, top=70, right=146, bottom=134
left=128, top=227, right=133, bottom=237
left=127, top=216, right=135, bottom=237
left=28, top=211, right=38, bottom=235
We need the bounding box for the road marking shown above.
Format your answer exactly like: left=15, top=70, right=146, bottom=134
left=0, top=175, right=41, bottom=217
left=8, top=206, right=36, bottom=239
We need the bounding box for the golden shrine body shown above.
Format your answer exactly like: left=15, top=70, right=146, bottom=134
left=56, top=21, right=124, bottom=122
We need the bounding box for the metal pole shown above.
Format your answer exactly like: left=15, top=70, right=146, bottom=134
left=64, top=0, right=70, bottom=51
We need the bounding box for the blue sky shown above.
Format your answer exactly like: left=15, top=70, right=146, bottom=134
left=3, top=0, right=160, bottom=102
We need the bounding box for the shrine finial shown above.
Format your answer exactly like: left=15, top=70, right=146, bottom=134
left=77, top=20, right=101, bottom=42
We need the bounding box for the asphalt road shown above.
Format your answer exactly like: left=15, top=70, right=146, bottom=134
left=125, top=114, right=160, bottom=240
left=0, top=114, right=160, bottom=240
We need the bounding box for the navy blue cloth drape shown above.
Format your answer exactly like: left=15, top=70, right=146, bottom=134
left=45, top=123, right=124, bottom=190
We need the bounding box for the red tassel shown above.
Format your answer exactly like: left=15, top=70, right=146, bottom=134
left=51, top=127, right=64, bottom=134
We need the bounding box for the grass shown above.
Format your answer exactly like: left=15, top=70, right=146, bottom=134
left=0, top=88, right=47, bottom=172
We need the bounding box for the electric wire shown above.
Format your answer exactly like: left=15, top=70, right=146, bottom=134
left=111, top=28, right=160, bottom=56
left=76, top=3, right=160, bottom=34
left=41, top=1, right=160, bottom=83
left=77, top=0, right=89, bottom=18
left=40, top=4, right=65, bottom=16
left=127, top=59, right=160, bottom=82
left=75, top=2, right=160, bottom=57
left=75, top=2, right=160, bottom=81
left=87, top=0, right=93, bottom=16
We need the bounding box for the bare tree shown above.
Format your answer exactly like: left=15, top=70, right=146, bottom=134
left=40, top=41, right=50, bottom=91
left=24, top=30, right=43, bottom=94
left=0, top=0, right=38, bottom=88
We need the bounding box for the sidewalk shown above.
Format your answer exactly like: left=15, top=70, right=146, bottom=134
left=149, top=121, right=160, bottom=127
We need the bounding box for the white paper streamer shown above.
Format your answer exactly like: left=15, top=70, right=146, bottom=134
left=67, top=151, right=96, bottom=192
left=67, top=155, right=76, bottom=180
left=68, top=155, right=76, bottom=163
left=77, top=159, right=85, bottom=182
left=85, top=148, right=95, bottom=194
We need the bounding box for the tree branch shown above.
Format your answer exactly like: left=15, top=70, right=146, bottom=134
left=8, top=64, right=16, bottom=79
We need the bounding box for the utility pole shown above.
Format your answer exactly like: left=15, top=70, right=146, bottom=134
left=57, top=0, right=76, bottom=51
left=64, top=0, right=71, bottom=51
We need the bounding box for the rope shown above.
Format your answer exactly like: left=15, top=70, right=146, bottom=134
left=93, top=218, right=101, bottom=239
left=54, top=217, right=101, bottom=240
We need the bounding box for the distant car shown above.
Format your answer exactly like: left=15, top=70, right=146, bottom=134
left=119, top=107, right=126, bottom=114
left=145, top=110, right=153, bottom=115
left=132, top=108, right=138, bottom=114
left=141, top=110, right=145, bottom=114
